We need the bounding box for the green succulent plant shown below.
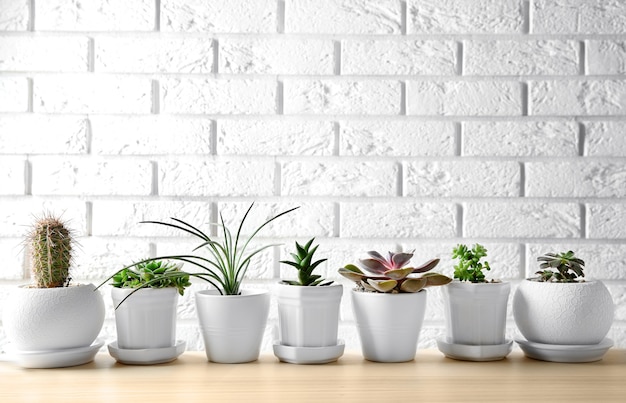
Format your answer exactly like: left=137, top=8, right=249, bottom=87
left=338, top=251, right=451, bottom=293
left=535, top=251, right=585, bottom=283
left=111, top=259, right=191, bottom=293
left=27, top=214, right=74, bottom=288
left=281, top=238, right=333, bottom=286
left=452, top=243, right=491, bottom=283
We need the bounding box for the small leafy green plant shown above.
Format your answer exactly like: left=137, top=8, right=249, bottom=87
left=111, top=259, right=191, bottom=294
left=338, top=251, right=451, bottom=293
left=536, top=251, right=585, bottom=282
left=452, top=244, right=491, bottom=283
left=281, top=238, right=333, bottom=286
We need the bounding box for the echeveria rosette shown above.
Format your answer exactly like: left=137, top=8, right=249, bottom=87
left=338, top=251, right=452, bottom=293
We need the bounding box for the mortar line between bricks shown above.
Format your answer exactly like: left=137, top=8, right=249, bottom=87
left=24, top=159, right=31, bottom=195
left=580, top=40, right=586, bottom=75
left=519, top=243, right=526, bottom=279
left=581, top=204, right=587, bottom=239
left=28, top=0, right=35, bottom=31
left=277, top=0, right=285, bottom=34
left=519, top=162, right=526, bottom=197
left=400, top=1, right=407, bottom=35
left=455, top=122, right=462, bottom=156
left=86, top=201, right=92, bottom=236
left=396, top=162, right=404, bottom=197
left=155, top=0, right=161, bottom=31
left=87, top=37, right=95, bottom=72
left=578, top=122, right=586, bottom=156
left=274, top=161, right=281, bottom=196
left=333, top=203, right=340, bottom=238
left=27, top=78, right=33, bottom=112
left=523, top=0, right=531, bottom=34
left=456, top=204, right=463, bottom=238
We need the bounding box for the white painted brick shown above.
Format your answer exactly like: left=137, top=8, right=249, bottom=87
left=159, top=159, right=274, bottom=197
left=533, top=0, right=626, bottom=34
left=217, top=120, right=334, bottom=156
left=31, top=157, right=152, bottom=196
left=90, top=116, right=212, bottom=155
left=0, top=36, right=88, bottom=72
left=0, top=0, right=28, bottom=30
left=407, top=81, right=521, bottom=116
left=162, top=0, right=276, bottom=33
left=284, top=79, right=401, bottom=115
left=341, top=202, right=457, bottom=238
left=587, top=40, right=626, bottom=75
left=34, top=75, right=152, bottom=114
left=36, top=0, right=154, bottom=31
left=464, top=202, right=581, bottom=238
left=286, top=0, right=401, bottom=34
left=0, top=199, right=88, bottom=236
left=465, top=40, right=579, bottom=76
left=95, top=36, right=213, bottom=74
left=161, top=78, right=276, bottom=115
left=404, top=161, right=520, bottom=197
left=92, top=201, right=212, bottom=237
left=587, top=204, right=626, bottom=239
left=531, top=80, right=626, bottom=116
left=340, top=120, right=455, bottom=157
left=606, top=283, right=626, bottom=321
left=585, top=121, right=626, bottom=157
left=218, top=201, right=333, bottom=238
left=342, top=40, right=456, bottom=75
left=281, top=161, right=397, bottom=197
left=0, top=77, right=28, bottom=112
left=609, top=325, right=626, bottom=349
left=526, top=161, right=626, bottom=198
left=0, top=156, right=24, bottom=194
left=408, top=0, right=524, bottom=34
left=0, top=115, right=88, bottom=154
left=526, top=243, right=626, bottom=281
left=463, top=121, right=579, bottom=157
left=220, top=38, right=333, bottom=75
left=72, top=237, right=151, bottom=280
left=0, top=238, right=25, bottom=280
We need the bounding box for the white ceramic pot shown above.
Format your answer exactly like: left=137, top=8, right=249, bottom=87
left=352, top=289, right=427, bottom=363
left=276, top=283, right=342, bottom=347
left=3, top=283, right=105, bottom=351
left=443, top=281, right=510, bottom=345
left=111, top=287, right=179, bottom=349
left=513, top=280, right=614, bottom=345
left=195, top=289, right=270, bottom=363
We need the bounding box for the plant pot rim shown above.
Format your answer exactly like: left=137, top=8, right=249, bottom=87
left=522, top=278, right=600, bottom=284
left=196, top=288, right=268, bottom=298
left=448, top=280, right=509, bottom=286
left=112, top=287, right=178, bottom=294
left=16, top=283, right=95, bottom=291
left=277, top=282, right=342, bottom=288
left=351, top=288, right=426, bottom=296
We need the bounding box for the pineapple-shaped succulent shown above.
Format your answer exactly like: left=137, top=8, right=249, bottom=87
left=281, top=238, right=333, bottom=286
left=27, top=214, right=74, bottom=288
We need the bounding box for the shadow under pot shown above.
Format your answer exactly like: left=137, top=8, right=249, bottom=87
left=195, top=289, right=270, bottom=364
left=111, top=287, right=179, bottom=349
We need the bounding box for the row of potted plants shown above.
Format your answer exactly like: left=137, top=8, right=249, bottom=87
left=1, top=206, right=616, bottom=368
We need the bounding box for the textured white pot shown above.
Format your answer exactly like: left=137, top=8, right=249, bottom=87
left=513, top=280, right=614, bottom=345
left=195, top=289, right=270, bottom=363
left=276, top=283, right=343, bottom=347
left=3, top=283, right=105, bottom=351
left=112, top=287, right=179, bottom=349
left=352, top=289, right=427, bottom=363
left=443, top=281, right=510, bottom=345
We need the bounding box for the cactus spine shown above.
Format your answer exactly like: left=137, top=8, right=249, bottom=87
left=28, top=215, right=74, bottom=288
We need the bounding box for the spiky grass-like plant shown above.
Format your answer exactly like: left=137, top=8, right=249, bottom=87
left=27, top=214, right=74, bottom=288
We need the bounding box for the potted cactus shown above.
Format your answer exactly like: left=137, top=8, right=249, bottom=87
left=438, top=244, right=512, bottom=361
left=2, top=214, right=105, bottom=368
left=138, top=203, right=298, bottom=363
left=274, top=238, right=344, bottom=364
left=97, top=259, right=191, bottom=365
left=513, top=251, right=615, bottom=362
left=338, top=250, right=451, bottom=362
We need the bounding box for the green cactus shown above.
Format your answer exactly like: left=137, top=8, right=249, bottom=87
left=28, top=214, right=74, bottom=288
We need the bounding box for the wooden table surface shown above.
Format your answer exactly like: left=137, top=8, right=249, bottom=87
left=1, top=350, right=625, bottom=402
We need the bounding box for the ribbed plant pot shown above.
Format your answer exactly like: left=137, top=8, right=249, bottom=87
left=443, top=281, right=510, bottom=345
left=276, top=283, right=343, bottom=347
left=3, top=283, right=105, bottom=351
left=352, top=289, right=427, bottom=363
left=195, top=289, right=270, bottom=363
left=513, top=280, right=614, bottom=345
left=112, top=287, right=179, bottom=349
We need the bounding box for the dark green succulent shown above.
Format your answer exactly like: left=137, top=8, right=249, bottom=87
left=281, top=238, right=333, bottom=286
left=111, top=259, right=191, bottom=295
left=452, top=244, right=491, bottom=283
left=536, top=251, right=584, bottom=282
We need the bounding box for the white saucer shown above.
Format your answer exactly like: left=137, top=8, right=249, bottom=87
left=273, top=340, right=345, bottom=364
left=108, top=340, right=186, bottom=365
left=6, top=339, right=104, bottom=368
left=437, top=339, right=513, bottom=362
left=515, top=337, right=613, bottom=363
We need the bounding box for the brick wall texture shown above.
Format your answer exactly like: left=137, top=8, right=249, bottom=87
left=1, top=0, right=626, bottom=353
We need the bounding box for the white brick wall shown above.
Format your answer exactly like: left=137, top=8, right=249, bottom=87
left=1, top=0, right=626, bottom=354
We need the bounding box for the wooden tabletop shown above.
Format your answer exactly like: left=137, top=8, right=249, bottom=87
left=1, top=350, right=625, bottom=402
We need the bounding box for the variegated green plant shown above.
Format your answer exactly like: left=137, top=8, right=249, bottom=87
left=536, top=251, right=585, bottom=283
left=338, top=251, right=452, bottom=293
